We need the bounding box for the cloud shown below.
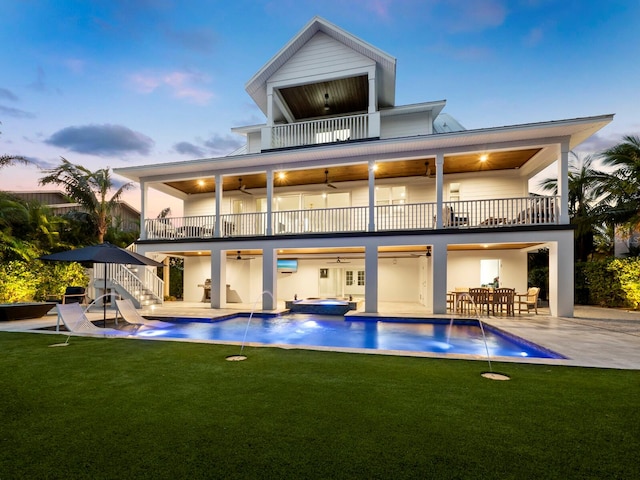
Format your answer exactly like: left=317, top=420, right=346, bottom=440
left=574, top=133, right=623, bottom=154
left=0, top=88, right=18, bottom=101
left=203, top=134, right=244, bottom=156
left=439, top=0, right=507, bottom=33
left=173, top=134, right=244, bottom=158
left=428, top=42, right=493, bottom=61
left=45, top=124, right=154, bottom=156
left=173, top=141, right=205, bottom=157
left=130, top=70, right=214, bottom=105
left=0, top=105, right=36, bottom=119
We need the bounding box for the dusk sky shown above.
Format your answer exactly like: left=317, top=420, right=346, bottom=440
left=1, top=0, right=638, bottom=216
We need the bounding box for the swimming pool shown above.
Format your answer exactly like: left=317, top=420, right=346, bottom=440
left=138, top=313, right=564, bottom=359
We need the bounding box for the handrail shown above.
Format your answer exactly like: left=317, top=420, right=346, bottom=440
left=271, top=113, right=369, bottom=148
left=140, top=196, right=561, bottom=240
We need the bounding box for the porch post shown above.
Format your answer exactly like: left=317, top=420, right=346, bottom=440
left=214, top=175, right=223, bottom=237
left=431, top=241, right=448, bottom=314
left=210, top=248, right=226, bottom=309
left=266, top=169, right=273, bottom=236
left=163, top=257, right=170, bottom=298
left=364, top=244, right=378, bottom=313
left=368, top=160, right=376, bottom=232
left=549, top=232, right=574, bottom=317
left=558, top=139, right=570, bottom=224
left=262, top=247, right=277, bottom=310
left=140, top=180, right=147, bottom=239
left=435, top=153, right=444, bottom=229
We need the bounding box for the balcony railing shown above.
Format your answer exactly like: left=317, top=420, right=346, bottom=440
left=142, top=196, right=559, bottom=240
left=271, top=113, right=369, bottom=149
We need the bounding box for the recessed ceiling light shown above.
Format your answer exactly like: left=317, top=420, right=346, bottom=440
left=278, top=172, right=286, bottom=180
left=480, top=154, right=488, bottom=162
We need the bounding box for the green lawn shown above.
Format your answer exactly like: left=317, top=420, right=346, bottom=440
left=1, top=332, right=638, bottom=479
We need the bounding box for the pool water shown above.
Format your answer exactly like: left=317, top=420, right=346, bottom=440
left=138, top=313, right=564, bottom=359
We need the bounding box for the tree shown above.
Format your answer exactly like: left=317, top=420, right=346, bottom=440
left=39, top=158, right=133, bottom=244
left=0, top=122, right=29, bottom=169
left=539, top=152, right=608, bottom=261
left=600, top=135, right=640, bottom=227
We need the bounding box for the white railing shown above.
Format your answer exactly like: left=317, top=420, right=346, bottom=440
left=140, top=196, right=560, bottom=240
left=220, top=212, right=267, bottom=237
left=375, top=203, right=438, bottom=231
left=93, top=264, right=164, bottom=306
left=272, top=206, right=368, bottom=235
left=145, top=215, right=216, bottom=240
left=443, top=196, right=558, bottom=228
left=271, top=113, right=369, bottom=149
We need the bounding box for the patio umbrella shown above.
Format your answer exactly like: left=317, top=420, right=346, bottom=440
left=40, top=242, right=163, bottom=326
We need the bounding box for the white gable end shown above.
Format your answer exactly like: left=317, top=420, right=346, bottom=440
left=269, top=32, right=375, bottom=86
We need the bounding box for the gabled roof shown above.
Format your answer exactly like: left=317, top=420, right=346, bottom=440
left=245, top=16, right=397, bottom=115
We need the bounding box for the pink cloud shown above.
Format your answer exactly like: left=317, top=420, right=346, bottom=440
left=129, top=70, right=214, bottom=105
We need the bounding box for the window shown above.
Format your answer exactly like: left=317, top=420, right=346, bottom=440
left=346, top=271, right=353, bottom=286
left=449, top=183, right=460, bottom=202
left=376, top=186, right=406, bottom=206
left=357, top=270, right=365, bottom=286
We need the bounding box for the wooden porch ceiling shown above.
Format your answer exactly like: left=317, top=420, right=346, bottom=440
left=164, top=147, right=541, bottom=195
left=278, top=75, right=369, bottom=120
left=173, top=243, right=543, bottom=257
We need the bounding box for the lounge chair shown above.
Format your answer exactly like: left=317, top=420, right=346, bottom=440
left=516, top=287, right=540, bottom=314
left=115, top=299, right=174, bottom=329
left=56, top=303, right=129, bottom=337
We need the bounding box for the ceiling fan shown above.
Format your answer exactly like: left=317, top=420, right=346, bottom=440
left=424, top=161, right=435, bottom=178
left=326, top=256, right=351, bottom=264
left=411, top=246, right=432, bottom=257
left=236, top=251, right=255, bottom=260
left=238, top=177, right=253, bottom=195
left=324, top=169, right=337, bottom=189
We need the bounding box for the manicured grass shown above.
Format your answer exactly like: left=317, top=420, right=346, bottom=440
left=1, top=332, right=638, bottom=479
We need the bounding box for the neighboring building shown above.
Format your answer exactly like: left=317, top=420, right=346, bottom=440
left=9, top=190, right=140, bottom=232
left=115, top=16, right=613, bottom=316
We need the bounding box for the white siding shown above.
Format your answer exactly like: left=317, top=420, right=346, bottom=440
left=445, top=173, right=528, bottom=201
left=447, top=250, right=528, bottom=294
left=184, top=195, right=215, bottom=217
left=380, top=111, right=432, bottom=139
left=247, top=131, right=261, bottom=154
left=270, top=32, right=374, bottom=85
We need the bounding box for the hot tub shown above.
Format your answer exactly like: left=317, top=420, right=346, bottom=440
left=284, top=298, right=357, bottom=315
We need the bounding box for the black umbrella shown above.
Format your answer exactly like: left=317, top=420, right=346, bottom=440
left=40, top=242, right=163, bottom=326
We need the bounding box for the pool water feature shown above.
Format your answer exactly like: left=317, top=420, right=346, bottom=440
left=138, top=313, right=564, bottom=359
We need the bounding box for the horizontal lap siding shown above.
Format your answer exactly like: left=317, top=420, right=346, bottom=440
left=381, top=112, right=432, bottom=138
left=447, top=175, right=527, bottom=200
left=270, top=33, right=374, bottom=84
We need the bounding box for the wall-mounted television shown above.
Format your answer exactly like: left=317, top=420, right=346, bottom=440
left=277, top=259, right=298, bottom=273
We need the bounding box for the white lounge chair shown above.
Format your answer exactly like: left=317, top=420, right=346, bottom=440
left=56, top=303, right=129, bottom=337
left=115, top=299, right=174, bottom=329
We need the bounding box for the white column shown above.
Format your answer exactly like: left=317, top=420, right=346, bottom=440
left=549, top=232, right=574, bottom=317
left=368, top=160, right=376, bottom=232
left=140, top=180, right=148, bottom=239
left=210, top=248, right=226, bottom=309
left=364, top=245, right=378, bottom=313
left=368, top=69, right=377, bottom=114
left=214, top=175, right=223, bottom=237
left=266, top=169, right=273, bottom=236
left=262, top=247, right=277, bottom=310
left=435, top=153, right=444, bottom=229
left=431, top=241, right=448, bottom=314
left=558, top=139, right=570, bottom=224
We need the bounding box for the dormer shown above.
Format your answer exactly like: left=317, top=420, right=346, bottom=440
left=234, top=17, right=450, bottom=153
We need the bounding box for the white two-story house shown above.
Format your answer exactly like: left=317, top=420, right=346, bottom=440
left=114, top=16, right=612, bottom=317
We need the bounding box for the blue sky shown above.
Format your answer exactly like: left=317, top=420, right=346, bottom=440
left=1, top=0, right=639, bottom=215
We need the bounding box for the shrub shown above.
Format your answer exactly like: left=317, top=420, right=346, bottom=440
left=609, top=257, right=640, bottom=309
left=0, top=261, right=88, bottom=303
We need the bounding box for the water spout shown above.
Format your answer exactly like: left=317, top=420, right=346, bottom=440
left=448, top=293, right=510, bottom=380
left=226, top=290, right=275, bottom=362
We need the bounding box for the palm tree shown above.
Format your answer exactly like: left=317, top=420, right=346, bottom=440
left=39, top=158, right=133, bottom=243
left=0, top=122, right=29, bottom=169
left=600, top=135, right=640, bottom=227
left=539, top=152, right=608, bottom=261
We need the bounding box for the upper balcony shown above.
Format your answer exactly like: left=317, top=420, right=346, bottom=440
left=142, top=196, right=559, bottom=241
